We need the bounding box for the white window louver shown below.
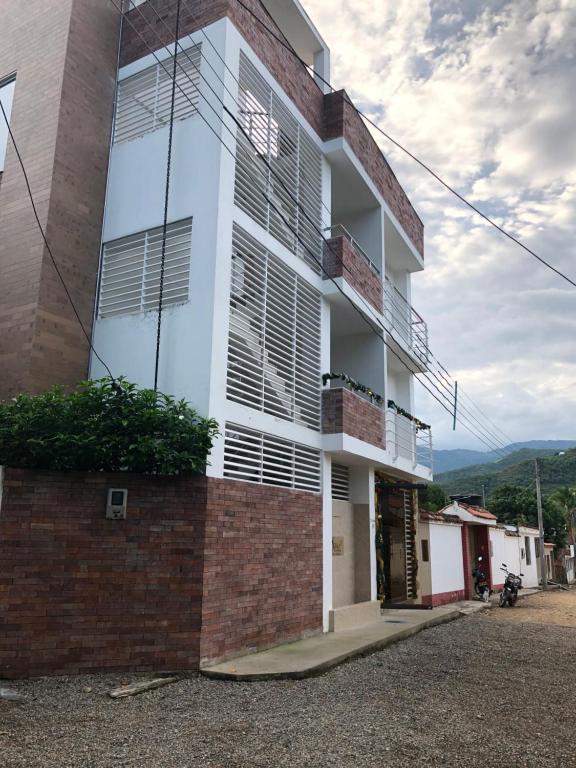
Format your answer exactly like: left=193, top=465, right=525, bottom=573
left=98, top=219, right=192, bottom=318
left=227, top=225, right=321, bottom=430
left=235, top=52, right=323, bottom=273
left=332, top=464, right=350, bottom=501
left=224, top=423, right=321, bottom=493
left=114, top=45, right=201, bottom=144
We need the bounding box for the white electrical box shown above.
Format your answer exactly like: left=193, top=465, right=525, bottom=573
left=106, top=488, right=128, bottom=520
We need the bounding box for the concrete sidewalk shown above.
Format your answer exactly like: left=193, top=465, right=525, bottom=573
left=201, top=601, right=488, bottom=681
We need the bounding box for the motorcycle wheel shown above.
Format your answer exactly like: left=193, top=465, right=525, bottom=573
left=509, top=594, right=517, bottom=607
left=499, top=592, right=507, bottom=608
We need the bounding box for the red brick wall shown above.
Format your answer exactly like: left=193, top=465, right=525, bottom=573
left=324, top=236, right=383, bottom=313
left=324, top=91, right=424, bottom=257
left=199, top=478, right=323, bottom=666
left=422, top=589, right=465, bottom=607
left=322, top=388, right=386, bottom=450
left=0, top=469, right=208, bottom=678
left=0, top=469, right=323, bottom=677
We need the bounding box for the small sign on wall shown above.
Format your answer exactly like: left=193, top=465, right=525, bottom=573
left=332, top=536, right=344, bottom=556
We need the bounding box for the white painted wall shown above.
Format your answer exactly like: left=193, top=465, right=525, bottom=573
left=429, top=523, right=464, bottom=596
left=490, top=527, right=507, bottom=586
left=518, top=528, right=539, bottom=588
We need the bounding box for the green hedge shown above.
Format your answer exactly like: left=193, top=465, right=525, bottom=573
left=0, top=377, right=219, bottom=475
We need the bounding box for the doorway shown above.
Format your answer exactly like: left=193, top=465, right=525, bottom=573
left=376, top=484, right=417, bottom=604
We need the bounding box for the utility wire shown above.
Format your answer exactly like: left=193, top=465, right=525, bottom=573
left=111, top=0, right=511, bottom=458
left=234, top=0, right=576, bottom=290
left=153, top=0, right=181, bottom=391
left=0, top=100, right=114, bottom=380
left=117, top=0, right=511, bottom=458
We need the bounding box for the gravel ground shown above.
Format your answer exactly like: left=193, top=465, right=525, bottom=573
left=485, top=588, right=576, bottom=627
left=2, top=603, right=575, bottom=768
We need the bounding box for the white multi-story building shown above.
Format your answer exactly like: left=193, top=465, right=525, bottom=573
left=89, top=0, right=433, bottom=649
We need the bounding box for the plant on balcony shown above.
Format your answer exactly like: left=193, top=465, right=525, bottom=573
left=0, top=377, right=219, bottom=475
left=387, top=400, right=430, bottom=432
left=322, top=372, right=385, bottom=407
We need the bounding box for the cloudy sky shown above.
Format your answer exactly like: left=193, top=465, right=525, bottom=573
left=304, top=0, right=576, bottom=450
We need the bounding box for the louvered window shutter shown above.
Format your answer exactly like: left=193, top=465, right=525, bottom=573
left=99, top=219, right=192, bottom=318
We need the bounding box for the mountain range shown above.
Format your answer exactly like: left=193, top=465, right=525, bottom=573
left=433, top=440, right=576, bottom=474
left=434, top=444, right=576, bottom=499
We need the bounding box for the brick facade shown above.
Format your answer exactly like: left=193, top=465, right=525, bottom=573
left=0, top=0, right=120, bottom=400
left=322, top=388, right=386, bottom=450
left=200, top=479, right=323, bottom=666
left=323, top=236, right=383, bottom=313
left=0, top=468, right=322, bottom=678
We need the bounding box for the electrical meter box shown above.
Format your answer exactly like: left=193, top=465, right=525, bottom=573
left=106, top=488, right=128, bottom=520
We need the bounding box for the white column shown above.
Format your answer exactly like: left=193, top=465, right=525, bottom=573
left=322, top=454, right=333, bottom=632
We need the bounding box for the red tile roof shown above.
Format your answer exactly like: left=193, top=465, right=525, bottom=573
left=457, top=502, right=497, bottom=521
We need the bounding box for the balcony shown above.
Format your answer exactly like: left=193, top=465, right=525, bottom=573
left=322, top=377, right=433, bottom=472
left=322, top=387, right=385, bottom=451
left=384, top=279, right=429, bottom=368
left=323, top=225, right=383, bottom=313
left=385, top=406, right=433, bottom=471
left=323, top=91, right=424, bottom=258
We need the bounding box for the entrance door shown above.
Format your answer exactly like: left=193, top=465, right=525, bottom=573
left=376, top=486, right=417, bottom=603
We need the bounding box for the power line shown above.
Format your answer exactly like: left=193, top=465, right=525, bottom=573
left=0, top=100, right=114, bottom=380
left=153, top=0, right=181, bottom=391
left=110, top=0, right=512, bottom=458
left=234, top=0, right=576, bottom=290
left=117, top=0, right=511, bottom=458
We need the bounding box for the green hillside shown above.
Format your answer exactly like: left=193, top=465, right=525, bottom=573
left=434, top=447, right=576, bottom=499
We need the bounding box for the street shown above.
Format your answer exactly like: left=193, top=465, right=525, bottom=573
left=2, top=591, right=575, bottom=768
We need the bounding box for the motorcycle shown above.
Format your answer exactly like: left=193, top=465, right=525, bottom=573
left=499, top=564, right=523, bottom=607
left=472, top=556, right=491, bottom=602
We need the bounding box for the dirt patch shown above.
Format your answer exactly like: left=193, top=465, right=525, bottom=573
left=485, top=588, right=576, bottom=627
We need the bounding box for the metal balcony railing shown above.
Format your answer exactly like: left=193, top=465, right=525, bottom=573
left=384, top=279, right=429, bottom=367
left=323, top=224, right=381, bottom=275
left=385, top=408, right=433, bottom=470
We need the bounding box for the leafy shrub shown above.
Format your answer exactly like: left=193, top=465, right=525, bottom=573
left=0, top=377, right=219, bottom=475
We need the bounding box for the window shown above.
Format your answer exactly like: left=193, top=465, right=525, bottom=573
left=113, top=45, right=201, bottom=144
left=0, top=76, right=15, bottom=174
left=535, top=539, right=540, bottom=558
left=240, top=89, right=279, bottom=158
left=235, top=52, right=323, bottom=272
left=525, top=536, right=532, bottom=565
left=227, top=224, right=322, bottom=430
left=98, top=218, right=192, bottom=318
left=332, top=464, right=350, bottom=501
left=223, top=423, right=321, bottom=492
left=421, top=540, right=430, bottom=563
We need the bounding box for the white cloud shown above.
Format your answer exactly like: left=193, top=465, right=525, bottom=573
left=305, top=0, right=576, bottom=450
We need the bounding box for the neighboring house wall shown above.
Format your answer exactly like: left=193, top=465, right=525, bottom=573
left=0, top=468, right=322, bottom=677
left=490, top=527, right=507, bottom=589
left=504, top=534, right=522, bottom=579
left=429, top=523, right=465, bottom=600
left=0, top=0, right=120, bottom=399
left=518, top=528, right=539, bottom=588
left=420, top=518, right=464, bottom=607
